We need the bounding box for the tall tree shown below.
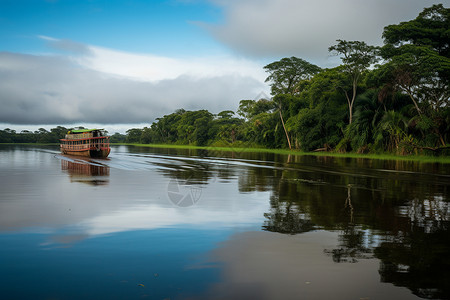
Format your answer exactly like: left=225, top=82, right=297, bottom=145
left=264, top=57, right=321, bottom=96
left=213, top=110, right=243, bottom=144
left=264, top=57, right=321, bottom=149
left=273, top=94, right=292, bottom=149
left=378, top=5, right=450, bottom=147
left=380, top=5, right=450, bottom=116
left=329, top=40, right=379, bottom=124
left=383, top=4, right=449, bottom=58
left=237, top=99, right=276, bottom=120
left=125, top=128, right=143, bottom=143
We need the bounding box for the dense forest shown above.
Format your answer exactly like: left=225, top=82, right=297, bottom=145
left=1, top=5, right=449, bottom=155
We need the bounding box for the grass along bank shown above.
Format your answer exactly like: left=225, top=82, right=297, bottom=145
left=115, top=143, right=450, bottom=164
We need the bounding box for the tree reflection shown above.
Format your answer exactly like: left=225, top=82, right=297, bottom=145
left=376, top=224, right=450, bottom=299
left=151, top=147, right=450, bottom=299
left=375, top=197, right=450, bottom=299
left=332, top=184, right=373, bottom=262
left=154, top=157, right=216, bottom=186
left=344, top=184, right=354, bottom=224
left=238, top=153, right=450, bottom=299
left=263, top=195, right=315, bottom=234
left=324, top=225, right=373, bottom=263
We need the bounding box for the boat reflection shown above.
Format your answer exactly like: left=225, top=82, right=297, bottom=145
left=61, top=159, right=109, bottom=185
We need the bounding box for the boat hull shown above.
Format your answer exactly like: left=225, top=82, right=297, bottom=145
left=61, top=147, right=111, bottom=158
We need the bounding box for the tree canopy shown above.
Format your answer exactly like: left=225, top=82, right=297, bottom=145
left=329, top=40, right=379, bottom=124
left=264, top=56, right=321, bottom=95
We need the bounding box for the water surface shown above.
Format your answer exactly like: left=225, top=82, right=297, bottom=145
left=0, top=145, right=449, bottom=299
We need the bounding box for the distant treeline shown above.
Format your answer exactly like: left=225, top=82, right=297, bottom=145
left=0, top=126, right=129, bottom=144
left=1, top=5, right=449, bottom=155
left=0, top=127, right=71, bottom=144
left=0, top=126, right=111, bottom=143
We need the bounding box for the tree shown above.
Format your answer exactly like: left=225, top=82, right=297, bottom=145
left=110, top=132, right=126, bottom=143
left=264, top=57, right=321, bottom=149
left=140, top=127, right=155, bottom=144
left=126, top=128, right=143, bottom=143
left=288, top=99, right=346, bottom=151
left=264, top=56, right=321, bottom=96
left=213, top=110, right=244, bottom=144
left=217, top=110, right=235, bottom=119
left=192, top=110, right=213, bottom=146
left=329, top=40, right=379, bottom=124
left=376, top=48, right=449, bottom=116
left=382, top=4, right=450, bottom=58
left=237, top=99, right=276, bottom=120
left=273, top=94, right=304, bottom=149
left=50, top=126, right=69, bottom=140
left=152, top=111, right=183, bottom=143
left=380, top=5, right=450, bottom=115
left=375, top=110, right=409, bottom=153
left=342, top=90, right=385, bottom=152
left=378, top=5, right=450, bottom=147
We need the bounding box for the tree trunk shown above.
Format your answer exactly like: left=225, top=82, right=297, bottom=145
left=349, top=102, right=353, bottom=124
left=404, top=87, right=422, bottom=116
left=349, top=76, right=358, bottom=125
left=279, top=109, right=292, bottom=150
left=342, top=88, right=354, bottom=125
left=231, top=128, right=236, bottom=144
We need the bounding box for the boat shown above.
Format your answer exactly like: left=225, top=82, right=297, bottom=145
left=60, top=129, right=111, bottom=158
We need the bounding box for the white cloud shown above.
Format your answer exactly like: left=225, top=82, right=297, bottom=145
left=74, top=44, right=267, bottom=82
left=0, top=38, right=269, bottom=126
left=205, top=0, right=443, bottom=65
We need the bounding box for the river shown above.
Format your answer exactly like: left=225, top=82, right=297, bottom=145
left=0, top=144, right=449, bottom=300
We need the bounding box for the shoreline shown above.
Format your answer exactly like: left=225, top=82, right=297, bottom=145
left=117, top=143, right=450, bottom=164
left=1, top=142, right=449, bottom=164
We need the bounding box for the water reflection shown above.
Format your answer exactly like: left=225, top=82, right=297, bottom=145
left=205, top=231, right=414, bottom=300
left=61, top=158, right=110, bottom=185
left=375, top=225, right=450, bottom=299
left=144, top=147, right=450, bottom=299
left=1, top=145, right=449, bottom=299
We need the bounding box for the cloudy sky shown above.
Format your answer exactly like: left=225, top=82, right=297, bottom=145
left=0, top=0, right=444, bottom=133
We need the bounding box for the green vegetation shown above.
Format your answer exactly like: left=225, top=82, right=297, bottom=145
left=121, top=143, right=450, bottom=164
left=0, top=126, right=71, bottom=143
left=1, top=5, right=449, bottom=157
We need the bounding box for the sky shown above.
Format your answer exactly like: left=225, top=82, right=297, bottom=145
left=0, top=0, right=446, bottom=133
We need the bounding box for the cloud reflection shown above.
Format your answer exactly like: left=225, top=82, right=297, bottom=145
left=80, top=197, right=269, bottom=236
left=202, top=231, right=416, bottom=300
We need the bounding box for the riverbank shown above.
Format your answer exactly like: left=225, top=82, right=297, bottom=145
left=117, top=143, right=450, bottom=164
left=1, top=142, right=449, bottom=163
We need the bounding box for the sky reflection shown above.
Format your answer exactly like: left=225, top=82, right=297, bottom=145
left=1, top=145, right=449, bottom=299
left=0, top=146, right=270, bottom=238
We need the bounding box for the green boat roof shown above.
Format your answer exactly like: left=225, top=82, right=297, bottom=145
left=69, top=129, right=104, bottom=133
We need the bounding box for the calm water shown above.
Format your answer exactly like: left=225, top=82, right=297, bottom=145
left=0, top=145, right=449, bottom=300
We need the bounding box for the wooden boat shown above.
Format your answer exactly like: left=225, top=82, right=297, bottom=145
left=60, top=129, right=111, bottom=158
